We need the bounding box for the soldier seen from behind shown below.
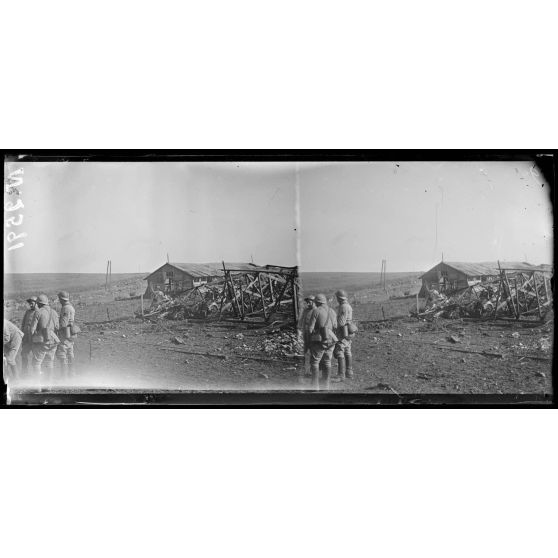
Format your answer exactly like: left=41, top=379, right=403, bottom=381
left=56, top=290, right=78, bottom=378
left=333, top=289, right=357, bottom=382
left=306, top=293, right=338, bottom=390
left=20, top=296, right=38, bottom=376
left=30, top=294, right=60, bottom=389
left=3, top=318, right=24, bottom=382
left=297, top=295, right=315, bottom=384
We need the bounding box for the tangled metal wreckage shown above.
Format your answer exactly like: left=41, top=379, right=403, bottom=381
left=417, top=265, right=554, bottom=322
left=142, top=263, right=300, bottom=328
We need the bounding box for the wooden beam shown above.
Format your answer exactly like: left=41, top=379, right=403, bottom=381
left=502, top=270, right=518, bottom=318
left=292, top=274, right=299, bottom=325
left=533, top=272, right=542, bottom=319
left=513, top=278, right=521, bottom=318
left=245, top=275, right=255, bottom=313
left=229, top=272, right=242, bottom=318
left=257, top=272, right=268, bottom=320
left=218, top=283, right=227, bottom=320
left=156, top=345, right=300, bottom=364
left=268, top=275, right=275, bottom=303
left=271, top=273, right=291, bottom=316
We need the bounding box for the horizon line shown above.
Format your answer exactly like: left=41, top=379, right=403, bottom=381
left=4, top=269, right=426, bottom=275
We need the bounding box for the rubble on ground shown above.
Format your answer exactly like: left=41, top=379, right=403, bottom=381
left=415, top=268, right=553, bottom=322
left=140, top=283, right=223, bottom=320
left=139, top=264, right=301, bottom=327
left=256, top=331, right=303, bottom=357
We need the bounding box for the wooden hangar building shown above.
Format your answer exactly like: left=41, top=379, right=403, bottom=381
left=144, top=262, right=257, bottom=297
left=419, top=261, right=553, bottom=297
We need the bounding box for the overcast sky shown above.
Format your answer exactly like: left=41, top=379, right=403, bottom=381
left=4, top=160, right=553, bottom=273
left=298, top=160, right=553, bottom=271
left=3, top=162, right=297, bottom=274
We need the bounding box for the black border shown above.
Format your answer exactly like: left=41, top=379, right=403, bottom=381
left=2, top=149, right=557, bottom=162
left=3, top=149, right=556, bottom=408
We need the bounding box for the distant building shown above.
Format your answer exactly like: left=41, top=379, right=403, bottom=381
left=418, top=261, right=552, bottom=297
left=144, top=262, right=257, bottom=297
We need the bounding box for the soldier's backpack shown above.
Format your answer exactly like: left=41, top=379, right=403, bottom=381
left=33, top=307, right=60, bottom=344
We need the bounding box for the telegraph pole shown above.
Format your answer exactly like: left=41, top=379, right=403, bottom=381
left=380, top=259, right=387, bottom=289
left=383, top=259, right=387, bottom=290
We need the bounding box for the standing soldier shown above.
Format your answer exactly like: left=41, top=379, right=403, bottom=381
left=56, top=291, right=76, bottom=377
left=21, top=296, right=38, bottom=376
left=30, top=294, right=60, bottom=388
left=333, top=289, right=355, bottom=381
left=297, top=295, right=315, bottom=383
left=3, top=319, right=24, bottom=382
left=306, top=293, right=338, bottom=390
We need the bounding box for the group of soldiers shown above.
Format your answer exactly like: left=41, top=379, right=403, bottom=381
left=298, top=289, right=356, bottom=390
left=3, top=291, right=78, bottom=386
left=4, top=286, right=353, bottom=391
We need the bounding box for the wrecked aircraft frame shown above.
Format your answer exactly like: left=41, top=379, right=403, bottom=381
left=220, top=263, right=300, bottom=326
left=419, top=264, right=553, bottom=322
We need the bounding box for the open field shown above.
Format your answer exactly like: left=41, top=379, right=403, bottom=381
left=4, top=272, right=553, bottom=398
left=4, top=273, right=146, bottom=300
left=300, top=271, right=422, bottom=299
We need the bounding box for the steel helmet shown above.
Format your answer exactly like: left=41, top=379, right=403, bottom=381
left=304, top=295, right=316, bottom=302
left=335, top=289, right=348, bottom=300
left=57, top=290, right=70, bottom=301
left=26, top=296, right=38, bottom=303
left=37, top=294, right=49, bottom=305
left=315, top=293, right=327, bottom=304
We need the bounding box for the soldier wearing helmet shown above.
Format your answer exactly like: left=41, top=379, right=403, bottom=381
left=305, top=293, right=338, bottom=390
left=20, top=296, right=39, bottom=375
left=297, top=295, right=316, bottom=383
left=3, top=318, right=24, bottom=382
left=333, top=289, right=355, bottom=381
left=29, top=293, right=60, bottom=389
left=56, top=290, right=77, bottom=377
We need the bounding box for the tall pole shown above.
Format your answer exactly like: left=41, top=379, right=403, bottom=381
left=105, top=260, right=109, bottom=290
left=383, top=259, right=387, bottom=290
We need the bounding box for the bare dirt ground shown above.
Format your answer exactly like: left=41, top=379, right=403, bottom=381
left=4, top=274, right=553, bottom=397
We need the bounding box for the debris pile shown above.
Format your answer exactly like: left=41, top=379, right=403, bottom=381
left=538, top=337, right=551, bottom=351
left=416, top=268, right=553, bottom=322
left=141, top=283, right=223, bottom=320
left=509, top=333, right=553, bottom=356
left=140, top=263, right=301, bottom=327
left=221, top=264, right=300, bottom=324
left=256, top=331, right=303, bottom=357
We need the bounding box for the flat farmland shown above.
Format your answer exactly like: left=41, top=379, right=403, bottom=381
left=4, top=273, right=146, bottom=300
left=4, top=271, right=553, bottom=399
left=300, top=271, right=421, bottom=295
